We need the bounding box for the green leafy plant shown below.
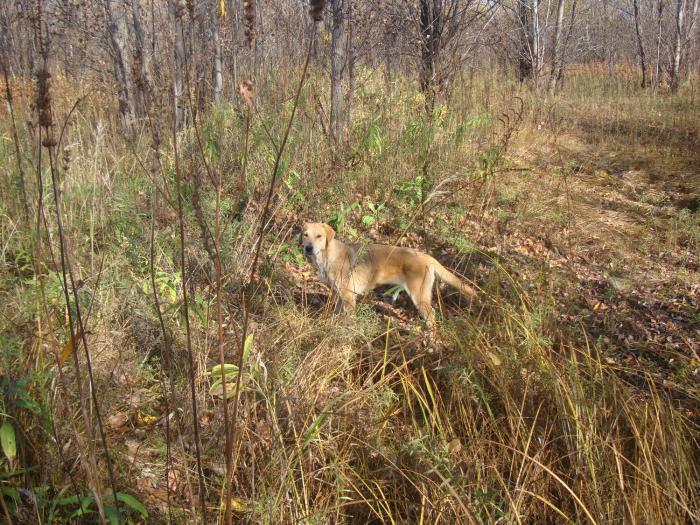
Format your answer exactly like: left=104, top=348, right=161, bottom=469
left=361, top=200, right=386, bottom=226
left=140, top=270, right=210, bottom=324
left=362, top=116, right=384, bottom=157
left=1, top=375, right=42, bottom=415
left=270, top=242, right=305, bottom=266
left=283, top=169, right=306, bottom=207
left=328, top=202, right=361, bottom=238
left=208, top=334, right=254, bottom=399
left=453, top=112, right=492, bottom=145
left=0, top=419, right=17, bottom=469
left=476, top=145, right=507, bottom=180
left=398, top=175, right=431, bottom=206
left=49, top=491, right=148, bottom=524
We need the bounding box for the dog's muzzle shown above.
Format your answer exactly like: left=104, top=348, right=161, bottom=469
left=304, top=245, right=313, bottom=255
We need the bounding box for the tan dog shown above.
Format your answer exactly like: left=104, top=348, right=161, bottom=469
left=301, top=222, right=477, bottom=326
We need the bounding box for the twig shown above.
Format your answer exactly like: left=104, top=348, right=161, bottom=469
left=149, top=187, right=175, bottom=524
left=171, top=91, right=207, bottom=522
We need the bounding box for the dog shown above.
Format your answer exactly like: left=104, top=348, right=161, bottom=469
left=301, top=222, right=477, bottom=326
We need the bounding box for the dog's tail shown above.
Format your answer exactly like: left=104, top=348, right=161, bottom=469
left=432, top=261, right=478, bottom=300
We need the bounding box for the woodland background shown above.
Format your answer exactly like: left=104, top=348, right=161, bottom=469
left=0, top=0, right=699, bottom=523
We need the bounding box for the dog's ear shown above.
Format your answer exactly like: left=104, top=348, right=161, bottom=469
left=322, top=223, right=336, bottom=245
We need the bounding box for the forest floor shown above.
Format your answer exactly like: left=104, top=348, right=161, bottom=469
left=1, top=71, right=699, bottom=523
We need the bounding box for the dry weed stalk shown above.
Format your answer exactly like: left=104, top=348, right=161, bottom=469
left=223, top=15, right=320, bottom=525
left=174, top=18, right=236, bottom=521
left=1, top=56, right=30, bottom=222
left=34, top=47, right=122, bottom=525
left=170, top=101, right=207, bottom=522
left=141, top=105, right=176, bottom=523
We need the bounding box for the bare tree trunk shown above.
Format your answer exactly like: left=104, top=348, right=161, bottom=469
left=103, top=0, right=134, bottom=126
left=169, top=0, right=186, bottom=128
left=330, top=0, right=345, bottom=142
left=670, top=0, right=687, bottom=93
left=385, top=26, right=396, bottom=91
left=193, top=11, right=207, bottom=113
left=654, top=0, right=664, bottom=88
left=212, top=10, right=223, bottom=104
left=532, top=0, right=540, bottom=80
left=228, top=0, right=240, bottom=91
left=0, top=6, right=13, bottom=73
left=420, top=0, right=443, bottom=107
left=130, top=0, right=151, bottom=114
left=346, top=0, right=355, bottom=132
left=633, top=0, right=648, bottom=87
left=687, top=0, right=700, bottom=73
left=549, top=0, right=565, bottom=94
left=517, top=0, right=533, bottom=81
left=556, top=0, right=577, bottom=87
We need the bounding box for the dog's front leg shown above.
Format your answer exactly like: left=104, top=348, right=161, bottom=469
left=339, top=288, right=357, bottom=314
left=332, top=292, right=345, bottom=314
left=327, top=287, right=352, bottom=314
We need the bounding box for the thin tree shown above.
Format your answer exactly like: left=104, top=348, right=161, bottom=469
left=103, top=0, right=134, bottom=126
left=330, top=0, right=346, bottom=142
left=633, top=0, right=648, bottom=87
left=517, top=0, right=533, bottom=81
left=169, top=0, right=186, bottom=128
left=346, top=0, right=355, bottom=132
left=549, top=0, right=566, bottom=93
left=654, top=0, right=664, bottom=89
left=670, top=0, right=687, bottom=92
left=130, top=0, right=152, bottom=113
left=212, top=1, right=224, bottom=103
left=419, top=0, right=443, bottom=105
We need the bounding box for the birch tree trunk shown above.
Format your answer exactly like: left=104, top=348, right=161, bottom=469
left=549, top=0, right=565, bottom=94
left=212, top=5, right=223, bottom=104
left=633, top=0, right=648, bottom=87
left=670, top=0, right=687, bottom=93
left=654, top=0, right=663, bottom=88
left=104, top=0, right=134, bottom=126
left=556, top=0, right=578, bottom=87
left=330, top=0, right=346, bottom=142
left=169, top=0, right=186, bottom=128
left=532, top=0, right=540, bottom=80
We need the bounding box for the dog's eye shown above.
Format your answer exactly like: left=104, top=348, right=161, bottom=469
left=316, top=235, right=322, bottom=239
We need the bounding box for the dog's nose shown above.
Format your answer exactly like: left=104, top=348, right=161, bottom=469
left=304, top=245, right=312, bottom=254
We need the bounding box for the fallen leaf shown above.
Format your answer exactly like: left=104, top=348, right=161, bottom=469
left=135, top=413, right=159, bottom=426
left=107, top=412, right=130, bottom=432
left=447, top=438, right=462, bottom=455
left=58, top=331, right=84, bottom=367
left=487, top=351, right=502, bottom=366
left=221, top=496, right=251, bottom=513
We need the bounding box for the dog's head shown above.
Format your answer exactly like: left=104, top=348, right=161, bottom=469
left=301, top=222, right=335, bottom=257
